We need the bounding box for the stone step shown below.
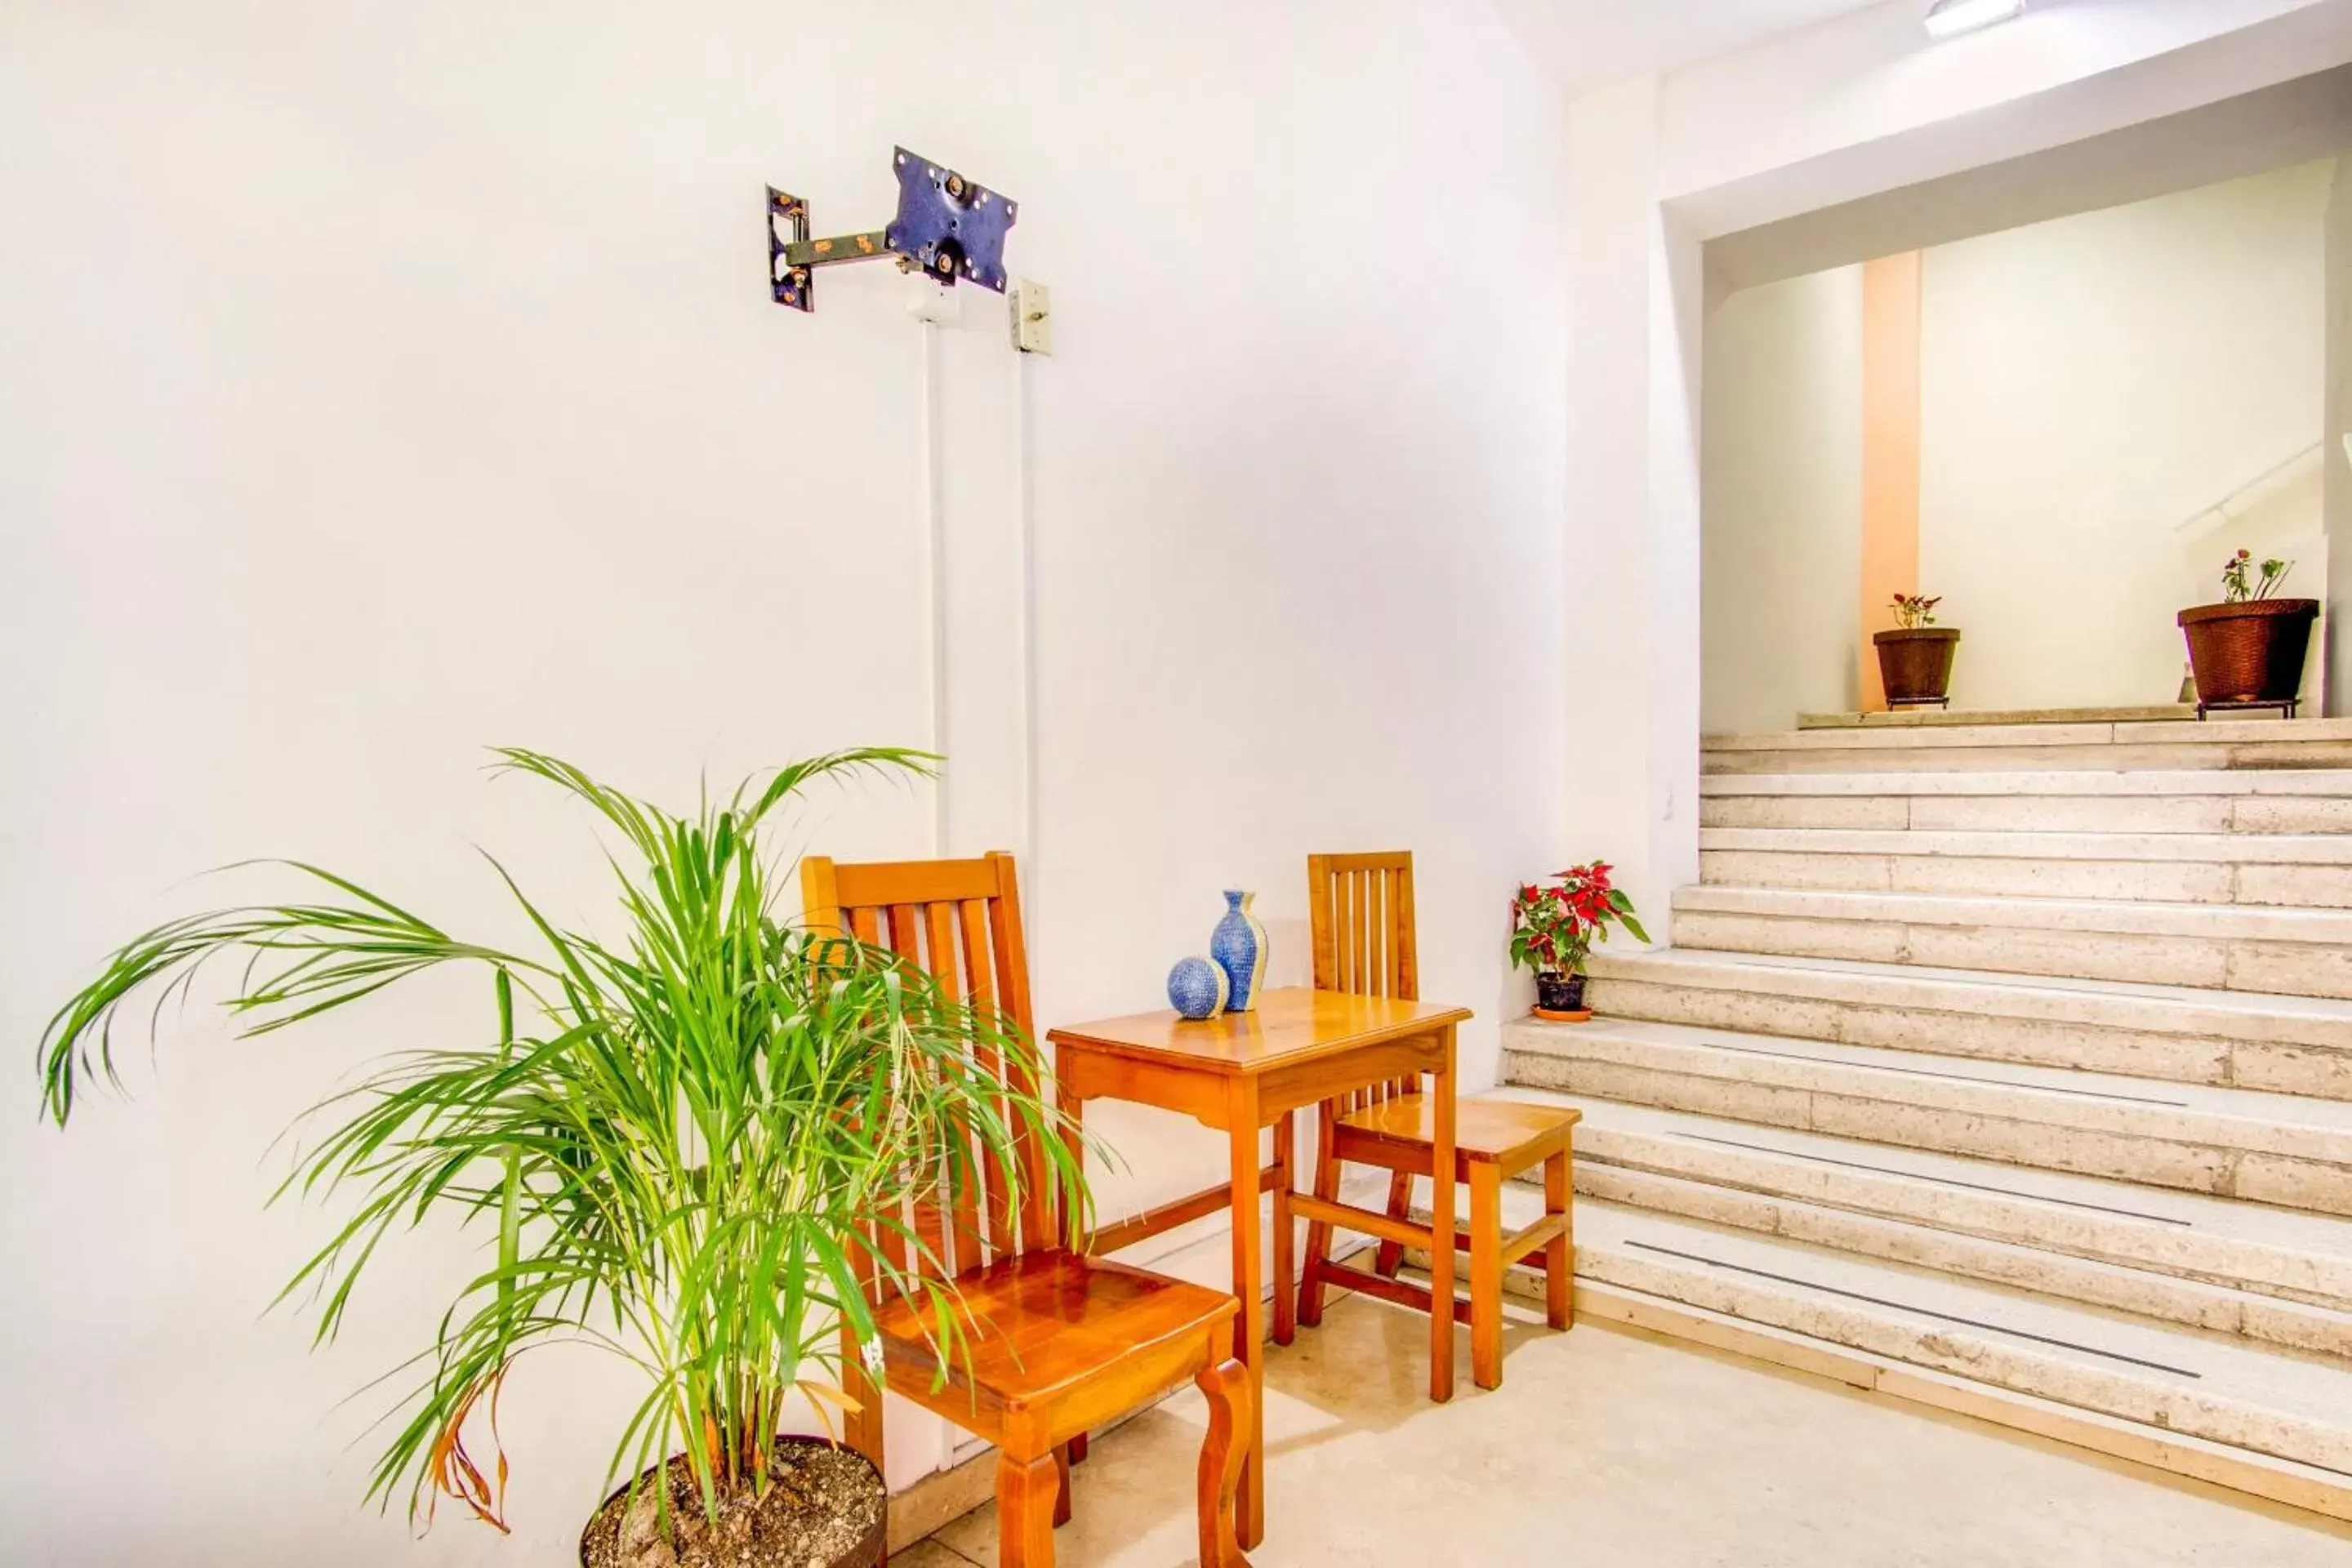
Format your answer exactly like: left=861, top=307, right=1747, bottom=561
left=1571, top=1276, right=2352, bottom=1526
left=1699, top=827, right=2352, bottom=906
left=1499, top=1013, right=2352, bottom=1214
left=1671, top=884, right=2352, bottom=1001
left=1704, top=768, right=2352, bottom=797
left=1703, top=826, right=2352, bottom=863
left=1703, top=718, right=2352, bottom=775
left=1701, top=788, right=2352, bottom=834
left=1508, top=1094, right=2352, bottom=1352
left=1554, top=1198, right=2352, bottom=1496
left=1578, top=948, right=2352, bottom=1099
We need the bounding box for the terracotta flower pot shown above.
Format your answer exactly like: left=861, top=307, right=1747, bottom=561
left=1873, top=627, right=1960, bottom=706
left=580, top=1439, right=886, bottom=1568
left=2179, top=599, right=2318, bottom=710
left=1534, top=971, right=1589, bottom=1022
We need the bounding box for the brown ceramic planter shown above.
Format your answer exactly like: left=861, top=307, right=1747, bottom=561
left=1873, top=627, right=1960, bottom=706
left=580, top=1439, right=886, bottom=1568
left=2179, top=599, right=2317, bottom=707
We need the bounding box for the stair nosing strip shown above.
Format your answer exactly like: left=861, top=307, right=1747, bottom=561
left=1619, top=1238, right=2204, bottom=1378
left=1649, top=1130, right=2195, bottom=1225
left=1682, top=1038, right=2195, bottom=1108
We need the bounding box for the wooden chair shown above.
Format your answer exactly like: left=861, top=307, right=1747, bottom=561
left=1293, top=851, right=1578, bottom=1390
left=801, top=850, right=1252, bottom=1568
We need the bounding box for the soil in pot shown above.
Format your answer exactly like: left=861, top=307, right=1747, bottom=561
left=1873, top=627, right=1959, bottom=705
left=2179, top=599, right=2318, bottom=706
left=580, top=1439, right=886, bottom=1568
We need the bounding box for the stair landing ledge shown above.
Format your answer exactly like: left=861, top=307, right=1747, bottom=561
left=1706, top=718, right=2352, bottom=753
left=1798, top=705, right=2198, bottom=729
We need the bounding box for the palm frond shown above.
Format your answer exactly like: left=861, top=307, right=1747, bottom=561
left=36, top=748, right=1084, bottom=1529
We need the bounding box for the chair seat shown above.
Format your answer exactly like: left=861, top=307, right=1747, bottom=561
left=873, top=1249, right=1237, bottom=1450
left=1336, top=1092, right=1579, bottom=1169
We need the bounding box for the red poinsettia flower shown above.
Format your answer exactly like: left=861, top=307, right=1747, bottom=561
left=1510, top=859, right=1648, bottom=979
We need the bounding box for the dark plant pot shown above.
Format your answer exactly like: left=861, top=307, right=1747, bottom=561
left=581, top=1439, right=886, bottom=1568
left=2179, top=599, right=2318, bottom=708
left=1533, top=971, right=1588, bottom=1022
left=1873, top=627, right=1960, bottom=705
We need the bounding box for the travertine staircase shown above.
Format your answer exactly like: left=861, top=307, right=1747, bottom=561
left=1500, top=717, right=2352, bottom=1520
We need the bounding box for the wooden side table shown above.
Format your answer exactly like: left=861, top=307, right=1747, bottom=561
left=1047, top=987, right=1472, bottom=1549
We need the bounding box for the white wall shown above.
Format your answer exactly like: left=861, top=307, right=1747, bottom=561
left=1560, top=77, right=1704, bottom=928
left=2328, top=154, right=2352, bottom=707
left=1700, top=266, right=1864, bottom=733
left=0, top=3, right=1566, bottom=1561
left=1917, top=160, right=2331, bottom=708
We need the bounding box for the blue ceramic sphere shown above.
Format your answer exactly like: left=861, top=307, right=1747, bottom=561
left=1166, top=955, right=1229, bottom=1020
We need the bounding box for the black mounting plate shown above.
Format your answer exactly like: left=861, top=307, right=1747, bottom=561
left=884, top=146, right=1016, bottom=293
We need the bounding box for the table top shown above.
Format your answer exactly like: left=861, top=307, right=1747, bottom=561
left=1046, top=987, right=1471, bottom=1077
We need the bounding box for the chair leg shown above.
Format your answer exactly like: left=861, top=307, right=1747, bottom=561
left=1373, top=1169, right=1413, bottom=1278
left=1272, top=1110, right=1296, bottom=1346
left=1196, top=1356, right=1255, bottom=1568
left=1297, top=1105, right=1341, bottom=1329
left=1053, top=1443, right=1074, bottom=1526
left=1468, top=1161, right=1503, bottom=1391
left=1545, top=1141, right=1574, bottom=1330
left=996, top=1450, right=1060, bottom=1567
left=841, top=1325, right=887, bottom=1472
left=1068, top=1431, right=1089, bottom=1465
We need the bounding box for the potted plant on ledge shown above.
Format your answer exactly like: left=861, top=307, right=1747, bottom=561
left=1874, top=592, right=1959, bottom=708
left=1510, top=861, right=1648, bottom=1022
left=36, top=748, right=1081, bottom=1568
left=2180, top=549, right=2319, bottom=719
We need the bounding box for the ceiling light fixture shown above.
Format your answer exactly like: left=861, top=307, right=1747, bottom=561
left=1925, top=0, right=2025, bottom=40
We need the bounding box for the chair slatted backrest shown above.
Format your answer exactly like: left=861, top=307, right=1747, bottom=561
left=800, top=849, right=1050, bottom=1283
left=1307, top=850, right=1419, bottom=1111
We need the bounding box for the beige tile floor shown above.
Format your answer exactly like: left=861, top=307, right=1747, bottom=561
left=903, top=1292, right=2352, bottom=1567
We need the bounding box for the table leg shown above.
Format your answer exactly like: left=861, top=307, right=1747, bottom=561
left=1226, top=1078, right=1266, bottom=1549
left=1428, top=1027, right=1458, bottom=1403
left=1058, top=1093, right=1087, bottom=1252
left=1062, top=1091, right=1090, bottom=1466
left=1271, top=1109, right=1295, bottom=1348
left=1546, top=1135, right=1573, bottom=1331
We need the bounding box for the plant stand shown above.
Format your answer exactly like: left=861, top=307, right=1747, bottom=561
left=1886, top=696, right=1950, bottom=710
left=2196, top=697, right=2297, bottom=720
left=1530, top=1005, right=1592, bottom=1023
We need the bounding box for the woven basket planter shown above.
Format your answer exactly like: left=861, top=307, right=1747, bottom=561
left=2178, top=599, right=2317, bottom=707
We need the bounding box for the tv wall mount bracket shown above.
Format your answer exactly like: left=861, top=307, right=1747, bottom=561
left=768, top=147, right=1018, bottom=313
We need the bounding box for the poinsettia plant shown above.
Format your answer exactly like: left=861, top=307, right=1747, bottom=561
left=1509, top=862, right=1648, bottom=978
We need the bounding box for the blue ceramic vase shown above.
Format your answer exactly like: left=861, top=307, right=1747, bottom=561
left=1209, top=889, right=1268, bottom=1012
left=1166, top=955, right=1229, bottom=1020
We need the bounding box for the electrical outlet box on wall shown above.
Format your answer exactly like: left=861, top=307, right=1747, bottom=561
left=905, top=274, right=958, bottom=325
left=1010, top=278, right=1052, bottom=354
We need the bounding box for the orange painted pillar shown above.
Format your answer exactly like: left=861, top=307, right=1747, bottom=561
left=1860, top=252, right=1922, bottom=710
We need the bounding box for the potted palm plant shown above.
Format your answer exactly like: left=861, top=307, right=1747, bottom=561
left=36, top=747, right=1081, bottom=1568
left=1873, top=592, right=1959, bottom=707
left=2180, top=549, right=2319, bottom=717
left=1509, top=862, right=1647, bottom=1022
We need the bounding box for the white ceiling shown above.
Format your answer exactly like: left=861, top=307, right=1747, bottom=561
left=1487, top=0, right=1891, bottom=96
